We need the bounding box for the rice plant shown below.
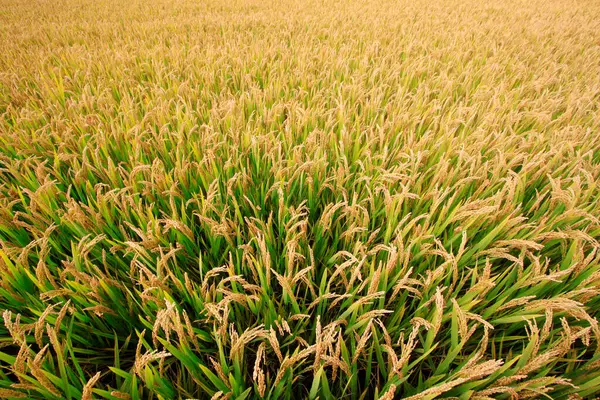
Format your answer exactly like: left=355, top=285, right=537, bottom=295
left=1, top=0, right=600, bottom=398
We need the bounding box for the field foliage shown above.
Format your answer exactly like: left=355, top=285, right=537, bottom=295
left=1, top=0, right=600, bottom=398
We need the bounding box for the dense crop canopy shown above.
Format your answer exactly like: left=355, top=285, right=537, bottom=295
left=1, top=0, right=600, bottom=398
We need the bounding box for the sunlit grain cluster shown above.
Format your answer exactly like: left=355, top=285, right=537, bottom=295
left=1, top=0, right=600, bottom=398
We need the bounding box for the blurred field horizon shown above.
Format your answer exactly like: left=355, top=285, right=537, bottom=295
left=1, top=0, right=600, bottom=398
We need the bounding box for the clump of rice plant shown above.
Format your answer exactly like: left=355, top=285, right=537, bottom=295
left=1, top=0, right=600, bottom=398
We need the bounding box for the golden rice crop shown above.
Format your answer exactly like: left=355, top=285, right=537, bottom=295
left=1, top=0, right=600, bottom=398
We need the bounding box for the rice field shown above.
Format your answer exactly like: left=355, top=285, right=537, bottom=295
left=1, top=0, right=600, bottom=398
